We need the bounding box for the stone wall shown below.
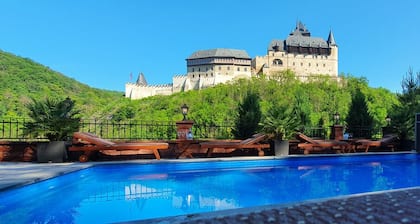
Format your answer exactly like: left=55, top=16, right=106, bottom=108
left=125, top=83, right=173, bottom=99
left=253, top=45, right=338, bottom=78
left=0, top=142, right=37, bottom=162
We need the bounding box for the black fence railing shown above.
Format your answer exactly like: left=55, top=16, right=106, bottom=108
left=302, top=126, right=329, bottom=139
left=0, top=118, right=44, bottom=141
left=0, top=117, right=384, bottom=141
left=0, top=118, right=235, bottom=141
left=301, top=126, right=383, bottom=140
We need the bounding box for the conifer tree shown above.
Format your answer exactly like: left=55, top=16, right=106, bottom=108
left=232, top=90, right=262, bottom=139
left=391, top=68, right=420, bottom=141
left=346, top=88, right=374, bottom=138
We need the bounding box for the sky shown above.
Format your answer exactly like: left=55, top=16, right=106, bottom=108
left=1, top=0, right=419, bottom=93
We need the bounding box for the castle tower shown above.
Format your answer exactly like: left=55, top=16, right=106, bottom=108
left=136, top=72, right=148, bottom=86
left=327, top=30, right=338, bottom=76
left=253, top=21, right=339, bottom=79
left=184, top=48, right=252, bottom=90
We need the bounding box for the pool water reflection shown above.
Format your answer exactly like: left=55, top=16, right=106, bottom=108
left=0, top=154, right=419, bottom=223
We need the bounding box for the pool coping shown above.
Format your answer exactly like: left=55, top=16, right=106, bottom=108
left=1, top=151, right=419, bottom=223
left=126, top=186, right=420, bottom=223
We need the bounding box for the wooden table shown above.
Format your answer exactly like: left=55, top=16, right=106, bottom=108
left=168, top=140, right=204, bottom=158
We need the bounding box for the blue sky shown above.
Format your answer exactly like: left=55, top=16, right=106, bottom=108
left=1, top=0, right=419, bottom=93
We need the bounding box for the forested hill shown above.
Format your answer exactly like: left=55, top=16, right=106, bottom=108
left=0, top=49, right=400, bottom=132
left=0, top=50, right=124, bottom=118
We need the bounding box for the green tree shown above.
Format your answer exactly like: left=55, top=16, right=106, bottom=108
left=232, top=90, right=262, bottom=139
left=346, top=88, right=374, bottom=138
left=391, top=68, right=420, bottom=141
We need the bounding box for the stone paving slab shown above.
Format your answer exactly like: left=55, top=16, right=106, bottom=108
left=131, top=187, right=420, bottom=224
left=0, top=162, right=91, bottom=191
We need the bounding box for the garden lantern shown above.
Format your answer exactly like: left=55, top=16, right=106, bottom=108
left=385, top=115, right=391, bottom=126
left=181, top=104, right=189, bottom=121
left=334, top=112, right=340, bottom=125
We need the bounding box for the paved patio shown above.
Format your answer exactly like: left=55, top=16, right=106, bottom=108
left=0, top=162, right=91, bottom=191
left=1, top=158, right=419, bottom=223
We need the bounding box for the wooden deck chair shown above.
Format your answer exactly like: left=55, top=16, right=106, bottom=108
left=295, top=132, right=350, bottom=154
left=354, top=134, right=398, bottom=152
left=200, top=133, right=270, bottom=157
left=69, top=132, right=169, bottom=162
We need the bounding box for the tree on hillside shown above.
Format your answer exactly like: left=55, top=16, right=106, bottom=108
left=391, top=68, right=420, bottom=141
left=232, top=90, right=262, bottom=139
left=346, top=88, right=374, bottom=138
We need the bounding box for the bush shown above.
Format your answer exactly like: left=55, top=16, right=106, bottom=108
left=24, top=97, right=81, bottom=141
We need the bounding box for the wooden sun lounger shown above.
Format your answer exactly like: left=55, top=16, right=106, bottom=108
left=69, top=132, right=169, bottom=162
left=296, top=132, right=350, bottom=154
left=354, top=135, right=398, bottom=152
left=200, top=133, right=270, bottom=157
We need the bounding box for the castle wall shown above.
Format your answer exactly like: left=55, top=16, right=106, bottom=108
left=125, top=83, right=173, bottom=99
left=255, top=45, right=338, bottom=79
left=172, top=75, right=188, bottom=93
left=186, top=63, right=251, bottom=80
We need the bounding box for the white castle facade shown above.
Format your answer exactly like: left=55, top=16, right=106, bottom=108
left=125, top=21, right=338, bottom=99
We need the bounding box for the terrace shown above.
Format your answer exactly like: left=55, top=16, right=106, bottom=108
left=0, top=114, right=419, bottom=223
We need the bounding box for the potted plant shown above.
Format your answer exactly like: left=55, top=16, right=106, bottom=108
left=260, top=103, right=299, bottom=156
left=24, top=97, right=80, bottom=162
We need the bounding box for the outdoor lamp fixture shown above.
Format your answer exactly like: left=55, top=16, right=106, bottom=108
left=181, top=103, right=189, bottom=121
left=333, top=112, right=340, bottom=125
left=385, top=115, right=391, bottom=126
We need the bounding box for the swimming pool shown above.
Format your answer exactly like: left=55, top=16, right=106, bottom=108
left=0, top=153, right=419, bottom=223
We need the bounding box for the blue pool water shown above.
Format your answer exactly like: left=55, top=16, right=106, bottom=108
left=0, top=154, right=419, bottom=223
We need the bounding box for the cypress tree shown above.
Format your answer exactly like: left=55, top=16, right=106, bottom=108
left=232, top=90, right=262, bottom=139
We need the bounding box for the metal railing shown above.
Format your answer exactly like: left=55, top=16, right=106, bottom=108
left=302, top=126, right=383, bottom=140
left=0, top=118, right=234, bottom=141
left=0, top=117, right=384, bottom=141
left=0, top=118, right=43, bottom=141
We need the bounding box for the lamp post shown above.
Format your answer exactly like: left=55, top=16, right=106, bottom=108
left=333, top=112, right=340, bottom=125
left=383, top=115, right=392, bottom=136
left=181, top=104, right=189, bottom=121
left=331, top=112, right=343, bottom=140
left=385, top=115, right=391, bottom=127
left=176, top=104, right=194, bottom=140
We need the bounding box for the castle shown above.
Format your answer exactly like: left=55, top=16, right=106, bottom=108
left=125, top=21, right=338, bottom=99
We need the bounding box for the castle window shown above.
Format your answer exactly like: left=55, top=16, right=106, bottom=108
left=309, top=63, right=311, bottom=67
left=323, top=64, right=326, bottom=67
left=219, top=66, right=221, bottom=70
left=227, top=66, right=230, bottom=70
left=192, top=75, right=195, bottom=78
left=192, top=68, right=195, bottom=72
left=237, top=67, right=240, bottom=71
left=244, top=68, right=247, bottom=72
left=301, top=63, right=303, bottom=66
left=273, top=59, right=283, bottom=66
left=198, top=68, right=201, bottom=72
left=293, top=62, right=295, bottom=66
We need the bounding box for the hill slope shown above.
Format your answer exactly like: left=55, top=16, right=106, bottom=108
left=0, top=49, right=399, bottom=136
left=0, top=50, right=124, bottom=118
